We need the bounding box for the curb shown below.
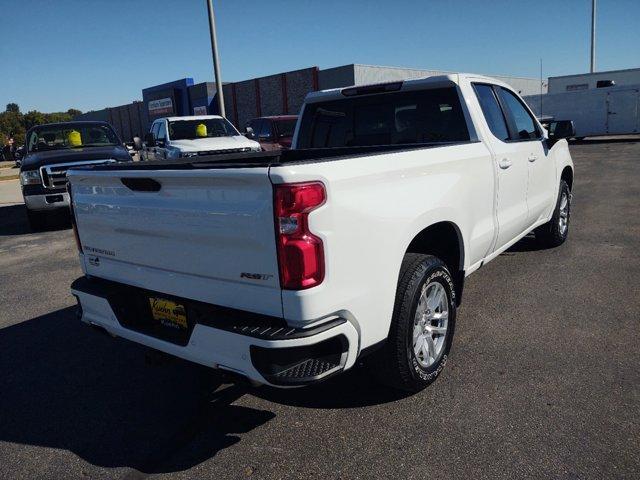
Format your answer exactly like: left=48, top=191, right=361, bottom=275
left=0, top=174, right=20, bottom=182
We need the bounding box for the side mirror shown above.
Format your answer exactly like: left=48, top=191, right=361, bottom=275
left=15, top=145, right=25, bottom=160
left=133, top=136, right=143, bottom=151
left=144, top=132, right=156, bottom=147
left=547, top=120, right=576, bottom=144
left=244, top=126, right=255, bottom=139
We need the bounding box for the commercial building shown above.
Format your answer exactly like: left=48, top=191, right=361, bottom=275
left=547, top=67, right=640, bottom=93
left=524, top=67, right=640, bottom=138
left=76, top=63, right=545, bottom=141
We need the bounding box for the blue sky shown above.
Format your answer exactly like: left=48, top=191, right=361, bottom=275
left=1, top=0, right=638, bottom=113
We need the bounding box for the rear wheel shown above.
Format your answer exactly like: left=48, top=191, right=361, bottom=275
left=372, top=253, right=456, bottom=392
left=27, top=209, right=47, bottom=231
left=535, top=179, right=571, bottom=248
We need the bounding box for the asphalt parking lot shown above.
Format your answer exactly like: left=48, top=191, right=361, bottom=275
left=1, top=139, right=639, bottom=480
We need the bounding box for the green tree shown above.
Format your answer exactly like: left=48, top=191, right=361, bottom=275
left=44, top=112, right=73, bottom=124
left=0, top=102, right=82, bottom=147
left=23, top=111, right=46, bottom=130
left=0, top=110, right=25, bottom=144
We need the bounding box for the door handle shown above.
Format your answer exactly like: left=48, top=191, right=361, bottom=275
left=498, top=158, right=512, bottom=169
left=528, top=155, right=538, bottom=162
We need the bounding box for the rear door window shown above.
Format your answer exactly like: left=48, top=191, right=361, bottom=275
left=296, top=87, right=470, bottom=148
left=472, top=84, right=510, bottom=141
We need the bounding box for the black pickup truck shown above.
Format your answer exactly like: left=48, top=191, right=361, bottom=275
left=19, top=121, right=132, bottom=229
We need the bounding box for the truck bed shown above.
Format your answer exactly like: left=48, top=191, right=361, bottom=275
left=78, top=141, right=475, bottom=172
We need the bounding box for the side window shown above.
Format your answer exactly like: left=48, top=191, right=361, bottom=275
left=497, top=88, right=540, bottom=140
left=151, top=122, right=161, bottom=138
left=28, top=131, right=38, bottom=151
left=250, top=120, right=263, bottom=136
left=259, top=120, right=273, bottom=139
left=473, top=84, right=510, bottom=141
left=157, top=121, right=167, bottom=141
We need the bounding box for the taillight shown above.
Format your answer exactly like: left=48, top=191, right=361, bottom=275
left=67, top=183, right=83, bottom=254
left=274, top=182, right=326, bottom=290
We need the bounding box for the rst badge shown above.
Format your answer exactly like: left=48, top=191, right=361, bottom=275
left=240, top=272, right=274, bottom=281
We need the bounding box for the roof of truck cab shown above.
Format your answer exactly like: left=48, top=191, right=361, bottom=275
left=261, top=115, right=298, bottom=121
left=162, top=115, right=225, bottom=121
left=303, top=73, right=511, bottom=103
left=28, top=120, right=113, bottom=130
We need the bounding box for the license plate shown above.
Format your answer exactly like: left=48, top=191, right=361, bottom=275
left=149, top=297, right=188, bottom=330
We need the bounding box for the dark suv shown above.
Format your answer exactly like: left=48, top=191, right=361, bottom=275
left=19, top=121, right=132, bottom=229
left=244, top=115, right=298, bottom=151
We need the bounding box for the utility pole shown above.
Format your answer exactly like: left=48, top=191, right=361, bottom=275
left=206, top=0, right=225, bottom=117
left=590, top=0, right=596, bottom=73
left=540, top=58, right=543, bottom=116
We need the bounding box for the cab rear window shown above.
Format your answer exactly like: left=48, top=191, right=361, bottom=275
left=296, top=87, right=470, bottom=149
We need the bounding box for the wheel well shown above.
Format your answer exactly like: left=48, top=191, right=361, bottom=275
left=561, top=166, right=573, bottom=191
left=406, top=222, right=465, bottom=304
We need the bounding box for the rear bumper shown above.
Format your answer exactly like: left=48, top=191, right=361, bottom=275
left=23, top=192, right=70, bottom=211
left=71, top=276, right=359, bottom=387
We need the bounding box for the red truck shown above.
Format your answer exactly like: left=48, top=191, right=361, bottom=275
left=244, top=115, right=297, bottom=151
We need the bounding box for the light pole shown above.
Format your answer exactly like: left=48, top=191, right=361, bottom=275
left=590, top=0, right=596, bottom=73
left=206, top=0, right=225, bottom=117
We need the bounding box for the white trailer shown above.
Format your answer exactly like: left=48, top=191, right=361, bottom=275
left=525, top=85, right=640, bottom=138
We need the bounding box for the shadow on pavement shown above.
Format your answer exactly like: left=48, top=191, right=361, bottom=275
left=0, top=306, right=415, bottom=473
left=503, top=233, right=546, bottom=254
left=0, top=307, right=274, bottom=474
left=569, top=136, right=640, bottom=145
left=0, top=203, right=70, bottom=236
left=254, top=365, right=410, bottom=409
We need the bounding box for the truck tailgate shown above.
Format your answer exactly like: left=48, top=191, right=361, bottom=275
left=68, top=167, right=283, bottom=317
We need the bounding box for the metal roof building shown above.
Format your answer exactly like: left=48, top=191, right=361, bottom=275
left=76, top=63, right=545, bottom=140
left=320, top=64, right=545, bottom=96
left=548, top=67, right=640, bottom=93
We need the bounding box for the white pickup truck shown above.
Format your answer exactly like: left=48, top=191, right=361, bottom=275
left=137, top=115, right=261, bottom=161
left=69, top=74, right=575, bottom=392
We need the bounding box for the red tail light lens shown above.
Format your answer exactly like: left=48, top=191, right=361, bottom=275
left=274, top=182, right=326, bottom=290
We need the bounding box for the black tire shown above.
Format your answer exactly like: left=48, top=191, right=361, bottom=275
left=535, top=179, right=571, bottom=248
left=372, top=253, right=457, bottom=392
left=27, top=209, right=47, bottom=231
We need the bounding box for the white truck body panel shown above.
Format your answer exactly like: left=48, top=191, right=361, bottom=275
left=271, top=141, right=496, bottom=347
left=70, top=167, right=283, bottom=317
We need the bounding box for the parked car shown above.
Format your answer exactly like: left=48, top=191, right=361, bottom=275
left=137, top=115, right=261, bottom=161
left=69, top=74, right=575, bottom=392
left=245, top=115, right=298, bottom=151
left=19, top=121, right=132, bottom=230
